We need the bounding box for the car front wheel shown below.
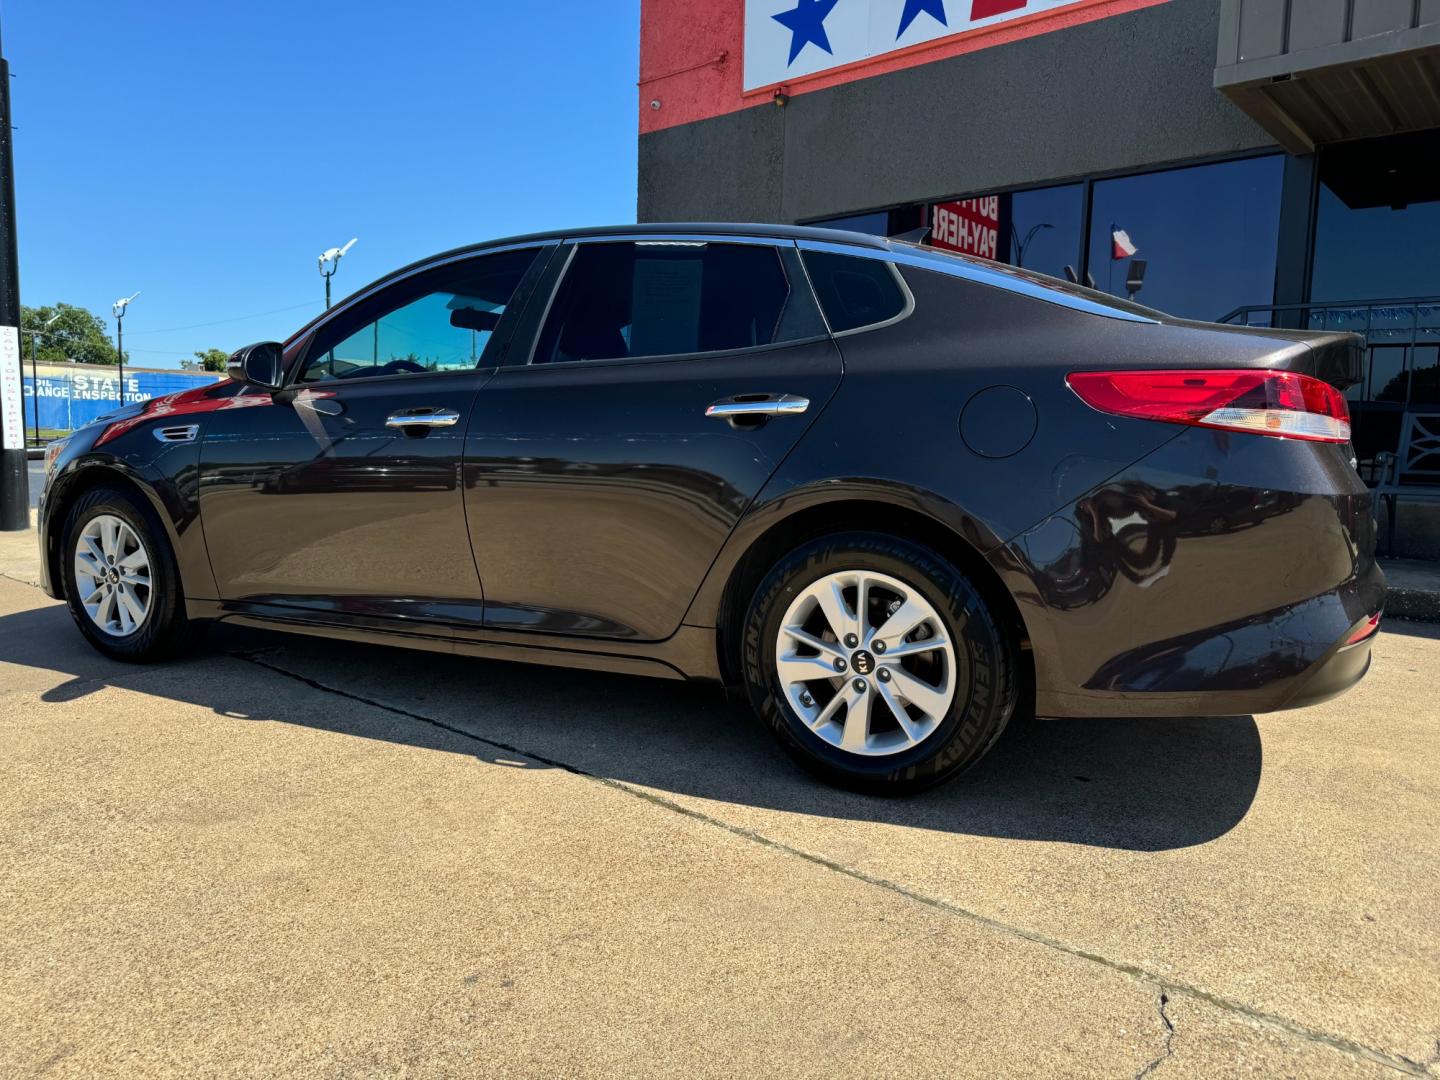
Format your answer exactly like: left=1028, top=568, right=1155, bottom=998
left=61, top=486, right=192, bottom=662
left=742, top=531, right=1022, bottom=794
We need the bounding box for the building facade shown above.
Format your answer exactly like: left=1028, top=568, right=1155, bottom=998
left=637, top=0, right=1440, bottom=480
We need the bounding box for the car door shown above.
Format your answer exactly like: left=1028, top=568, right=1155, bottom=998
left=198, top=244, right=553, bottom=627
left=462, top=235, right=844, bottom=641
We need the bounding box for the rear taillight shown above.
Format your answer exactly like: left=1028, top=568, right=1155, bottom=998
left=1066, top=369, right=1351, bottom=443
left=1342, top=612, right=1382, bottom=648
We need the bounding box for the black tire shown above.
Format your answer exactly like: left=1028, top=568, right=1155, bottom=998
left=741, top=531, right=1021, bottom=795
left=61, top=485, right=193, bottom=662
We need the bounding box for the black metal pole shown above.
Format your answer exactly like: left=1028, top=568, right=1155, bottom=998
left=324, top=270, right=331, bottom=310
left=29, top=328, right=39, bottom=446
left=116, top=313, right=124, bottom=405
left=0, top=19, right=31, bottom=531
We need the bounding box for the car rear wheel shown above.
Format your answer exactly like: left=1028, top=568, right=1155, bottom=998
left=62, top=486, right=192, bottom=662
left=741, top=531, right=1021, bottom=794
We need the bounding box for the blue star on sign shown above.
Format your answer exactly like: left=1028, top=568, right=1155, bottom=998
left=772, top=0, right=841, bottom=65
left=897, top=0, right=947, bottom=37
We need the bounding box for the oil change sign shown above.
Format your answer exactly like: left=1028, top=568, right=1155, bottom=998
left=744, top=0, right=1096, bottom=90
left=0, top=325, right=22, bottom=451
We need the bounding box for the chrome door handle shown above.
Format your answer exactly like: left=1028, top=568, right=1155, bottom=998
left=386, top=408, right=461, bottom=428
left=704, top=394, right=810, bottom=420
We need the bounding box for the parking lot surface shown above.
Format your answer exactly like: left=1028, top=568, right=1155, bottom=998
left=0, top=528, right=1436, bottom=1078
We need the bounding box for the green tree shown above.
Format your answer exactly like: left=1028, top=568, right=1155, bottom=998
left=20, top=303, right=121, bottom=365
left=193, top=347, right=230, bottom=373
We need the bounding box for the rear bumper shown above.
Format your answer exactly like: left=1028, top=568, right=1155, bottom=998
left=997, top=428, right=1383, bottom=718
left=1282, top=620, right=1376, bottom=711
left=1020, top=567, right=1383, bottom=717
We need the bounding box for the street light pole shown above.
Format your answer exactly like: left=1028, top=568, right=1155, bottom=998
left=318, top=238, right=356, bottom=310
left=26, top=311, right=59, bottom=447
left=1012, top=222, right=1053, bottom=269
left=112, top=291, right=139, bottom=406
left=0, top=17, right=29, bottom=530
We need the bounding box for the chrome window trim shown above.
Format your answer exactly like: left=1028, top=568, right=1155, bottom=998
left=797, top=246, right=916, bottom=339
left=796, top=238, right=1161, bottom=325
left=560, top=231, right=781, bottom=248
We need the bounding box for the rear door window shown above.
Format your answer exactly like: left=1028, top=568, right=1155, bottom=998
left=532, top=241, right=819, bottom=364
left=801, top=250, right=909, bottom=333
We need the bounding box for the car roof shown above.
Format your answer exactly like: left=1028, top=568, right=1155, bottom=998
left=470, top=221, right=890, bottom=252
left=289, top=222, right=1160, bottom=347
left=393, top=223, right=890, bottom=282
left=285, top=224, right=889, bottom=344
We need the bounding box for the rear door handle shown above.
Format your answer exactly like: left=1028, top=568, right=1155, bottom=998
left=704, top=394, right=810, bottom=420
left=386, top=408, right=461, bottom=429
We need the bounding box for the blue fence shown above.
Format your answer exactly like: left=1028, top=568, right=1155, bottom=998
left=20, top=365, right=222, bottom=436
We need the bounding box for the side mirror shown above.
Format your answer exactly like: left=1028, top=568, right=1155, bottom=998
left=226, top=342, right=286, bottom=390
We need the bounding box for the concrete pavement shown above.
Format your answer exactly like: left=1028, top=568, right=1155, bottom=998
left=0, top=524, right=1436, bottom=1077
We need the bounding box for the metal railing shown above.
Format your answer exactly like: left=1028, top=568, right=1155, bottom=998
left=1218, top=297, right=1440, bottom=482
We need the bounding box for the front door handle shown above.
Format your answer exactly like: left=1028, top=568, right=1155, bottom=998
left=386, top=408, right=461, bottom=429
left=704, top=394, right=810, bottom=421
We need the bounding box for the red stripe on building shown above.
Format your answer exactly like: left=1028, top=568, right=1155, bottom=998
left=640, top=0, right=1171, bottom=134
left=971, top=0, right=1027, bottom=17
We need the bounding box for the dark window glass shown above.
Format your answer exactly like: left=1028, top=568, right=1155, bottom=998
left=1005, top=184, right=1084, bottom=282
left=1086, top=156, right=1284, bottom=320
left=1410, top=345, right=1440, bottom=406
left=301, top=247, right=540, bottom=383
left=1311, top=132, right=1440, bottom=302
left=810, top=211, right=890, bottom=236
left=533, top=241, right=803, bottom=363
left=811, top=206, right=927, bottom=239
left=801, top=251, right=907, bottom=333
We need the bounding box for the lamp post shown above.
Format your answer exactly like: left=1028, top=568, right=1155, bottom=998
left=112, top=291, right=139, bottom=405
left=25, top=311, right=59, bottom=447
left=0, top=15, right=29, bottom=529
left=318, top=238, right=357, bottom=309
left=1012, top=222, right=1053, bottom=269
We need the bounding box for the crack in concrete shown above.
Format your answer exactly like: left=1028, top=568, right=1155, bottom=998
left=234, top=649, right=1432, bottom=1078
left=1134, top=992, right=1175, bottom=1079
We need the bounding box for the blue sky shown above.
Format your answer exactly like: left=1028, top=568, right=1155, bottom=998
left=5, top=0, right=640, bottom=368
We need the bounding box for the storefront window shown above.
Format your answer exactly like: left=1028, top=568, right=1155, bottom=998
left=1005, top=184, right=1084, bottom=282
left=810, top=211, right=891, bottom=236
left=1086, top=156, right=1284, bottom=321
left=1310, top=132, right=1440, bottom=302
left=810, top=205, right=925, bottom=238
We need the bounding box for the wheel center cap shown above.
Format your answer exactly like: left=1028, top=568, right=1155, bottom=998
left=850, top=649, right=875, bottom=676
left=106, top=569, right=119, bottom=584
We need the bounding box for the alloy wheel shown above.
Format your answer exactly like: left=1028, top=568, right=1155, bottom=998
left=73, top=514, right=152, bottom=637
left=775, top=569, right=958, bottom=756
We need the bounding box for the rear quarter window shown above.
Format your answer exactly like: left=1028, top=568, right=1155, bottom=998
left=801, top=250, right=908, bottom=333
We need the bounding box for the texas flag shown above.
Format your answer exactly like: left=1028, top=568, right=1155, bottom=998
left=1112, top=228, right=1139, bottom=260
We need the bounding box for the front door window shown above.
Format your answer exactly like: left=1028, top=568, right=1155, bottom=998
left=300, top=246, right=542, bottom=383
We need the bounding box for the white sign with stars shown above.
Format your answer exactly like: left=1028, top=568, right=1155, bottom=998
left=744, top=0, right=1093, bottom=91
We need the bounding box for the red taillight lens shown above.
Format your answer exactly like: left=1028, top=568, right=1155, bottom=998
left=1343, top=612, right=1382, bottom=647
left=1066, top=369, right=1351, bottom=443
